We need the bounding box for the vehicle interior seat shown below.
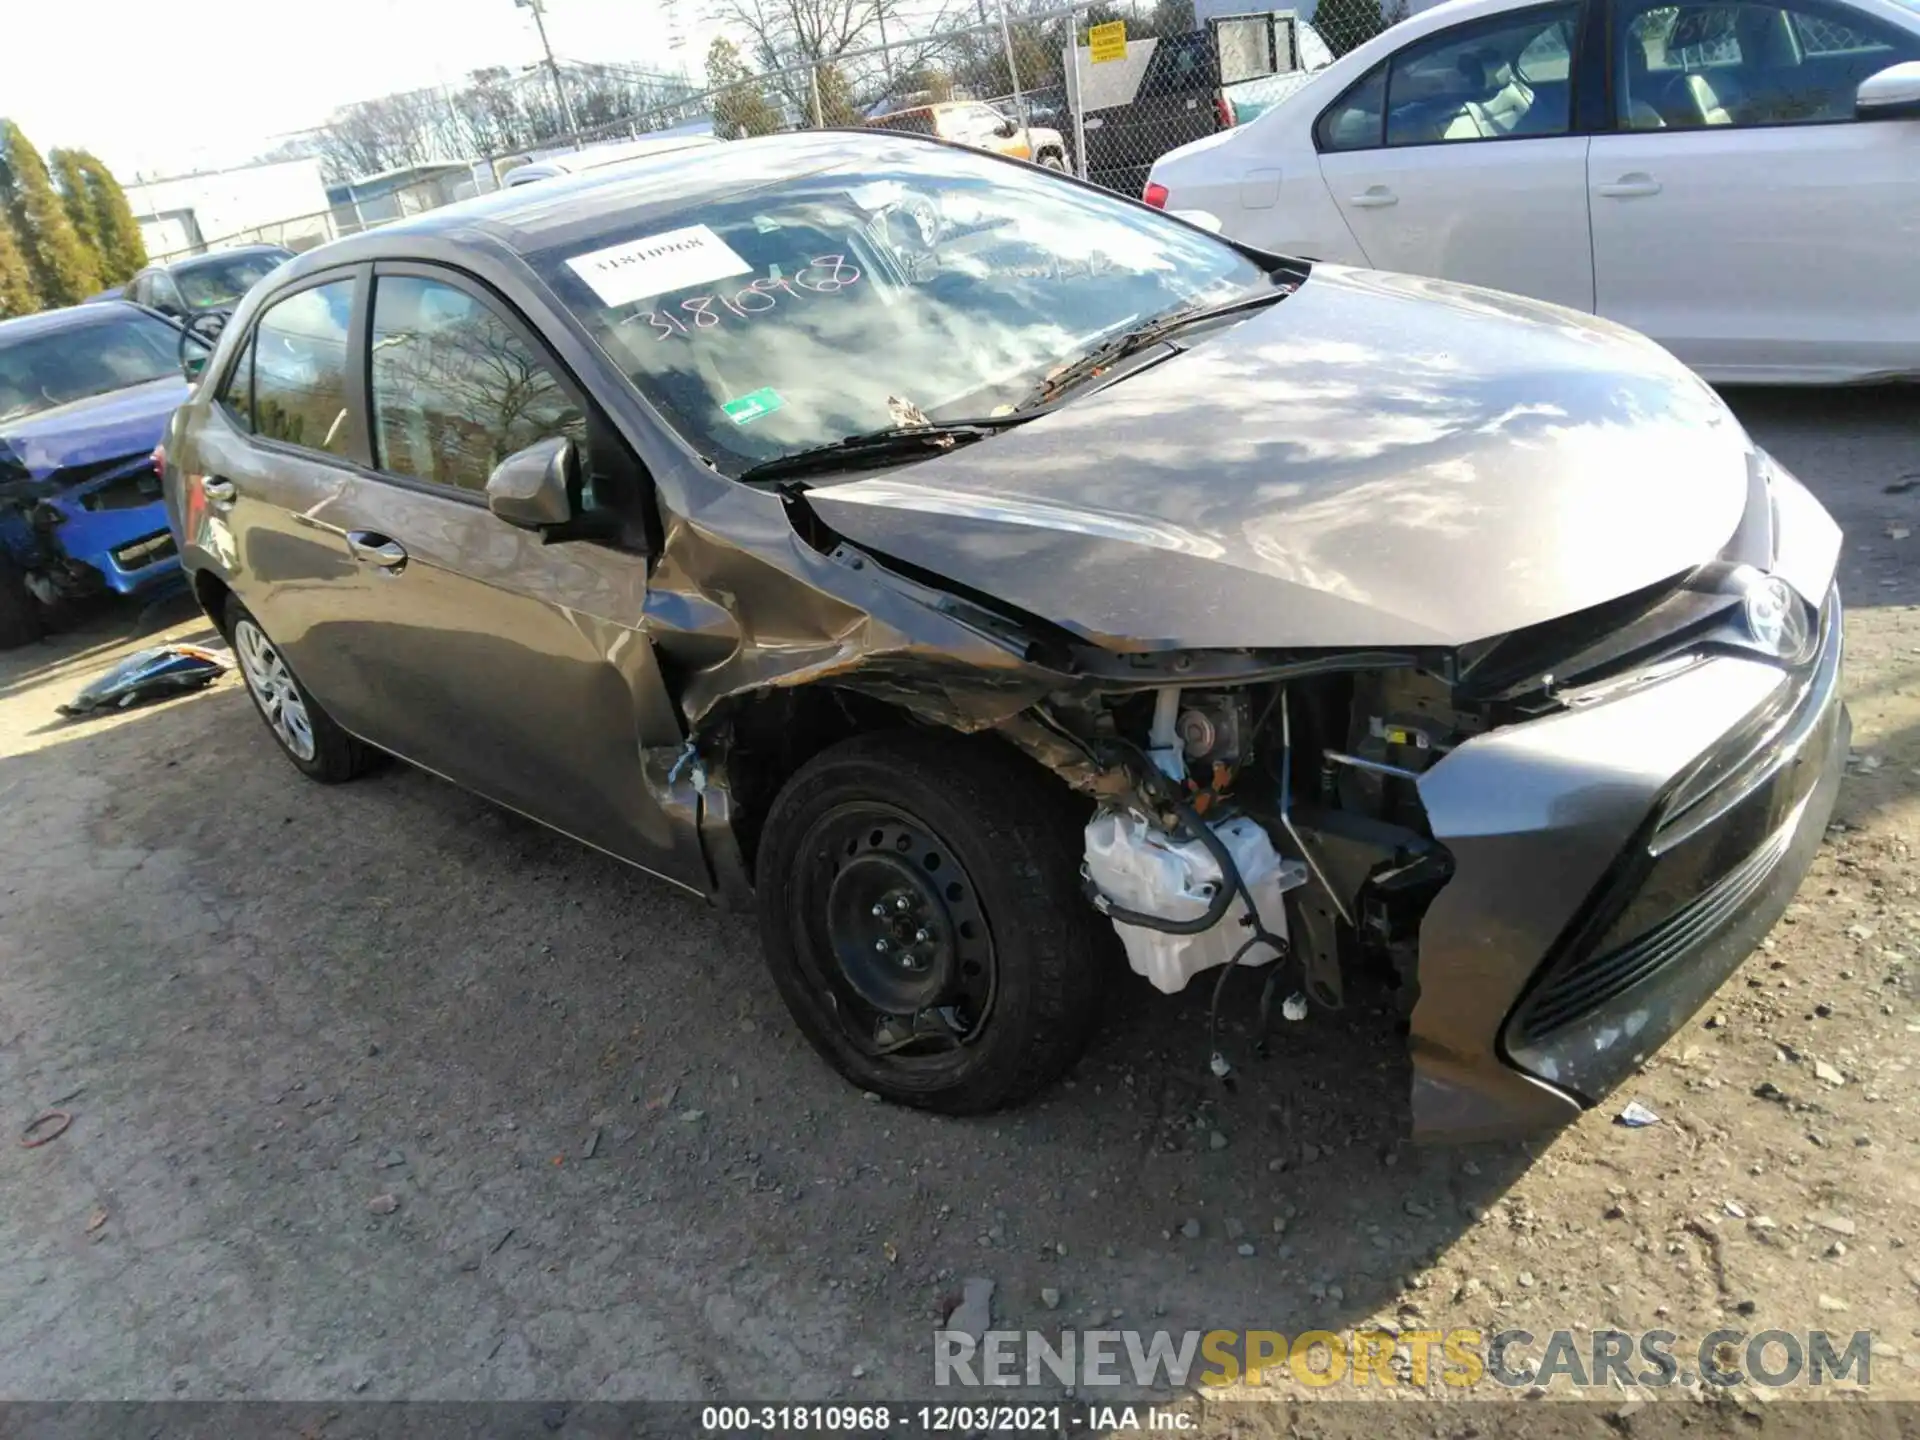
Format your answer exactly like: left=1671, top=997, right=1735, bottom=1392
left=1438, top=48, right=1538, bottom=139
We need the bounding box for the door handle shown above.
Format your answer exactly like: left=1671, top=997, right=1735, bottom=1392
left=1348, top=185, right=1398, bottom=208
left=345, top=531, right=409, bottom=570
left=1596, top=174, right=1662, bottom=198
left=201, top=477, right=236, bottom=507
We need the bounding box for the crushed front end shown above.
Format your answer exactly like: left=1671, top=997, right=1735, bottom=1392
left=0, top=442, right=181, bottom=605
left=1038, top=470, right=1844, bottom=1140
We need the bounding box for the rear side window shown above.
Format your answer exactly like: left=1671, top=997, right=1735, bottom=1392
left=1317, top=64, right=1388, bottom=148
left=367, top=275, right=585, bottom=495
left=251, top=279, right=355, bottom=456
left=1384, top=6, right=1579, bottom=145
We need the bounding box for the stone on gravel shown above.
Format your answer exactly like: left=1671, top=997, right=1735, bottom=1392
left=1237, top=1243, right=1256, bottom=1257
left=1209, top=1130, right=1228, bottom=1151
left=1811, top=1213, right=1857, bottom=1236
left=367, top=1194, right=399, bottom=1215
left=1180, top=1219, right=1202, bottom=1240
left=1817, top=1295, right=1849, bottom=1313
left=1814, top=1061, right=1845, bottom=1085
left=1040, top=1287, right=1061, bottom=1310
left=949, top=1278, right=994, bottom=1340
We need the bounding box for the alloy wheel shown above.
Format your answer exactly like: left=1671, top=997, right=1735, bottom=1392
left=233, top=618, right=317, bottom=762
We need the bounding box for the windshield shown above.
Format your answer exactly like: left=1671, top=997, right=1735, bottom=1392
left=534, top=143, right=1271, bottom=478
left=174, top=251, right=288, bottom=310
left=0, top=310, right=188, bottom=423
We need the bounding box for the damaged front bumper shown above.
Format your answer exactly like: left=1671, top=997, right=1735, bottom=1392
left=1409, top=588, right=1845, bottom=1139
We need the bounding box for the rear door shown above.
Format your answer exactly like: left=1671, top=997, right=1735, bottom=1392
left=1314, top=3, right=1596, bottom=312
left=186, top=269, right=382, bottom=718
left=313, top=263, right=707, bottom=888
left=1588, top=0, right=1920, bottom=378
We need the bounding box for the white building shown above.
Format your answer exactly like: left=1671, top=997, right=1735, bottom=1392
left=128, top=158, right=333, bottom=262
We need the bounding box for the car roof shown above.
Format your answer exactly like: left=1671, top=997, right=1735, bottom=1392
left=284, top=130, right=940, bottom=264
left=0, top=299, right=155, bottom=341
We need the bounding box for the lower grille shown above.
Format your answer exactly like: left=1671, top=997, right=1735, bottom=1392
left=112, top=530, right=177, bottom=570
left=1512, top=799, right=1792, bottom=1041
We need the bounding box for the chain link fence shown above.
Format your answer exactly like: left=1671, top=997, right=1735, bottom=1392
left=161, top=1, right=1403, bottom=260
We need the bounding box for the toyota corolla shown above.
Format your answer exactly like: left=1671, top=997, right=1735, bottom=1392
left=161, top=130, right=1845, bottom=1137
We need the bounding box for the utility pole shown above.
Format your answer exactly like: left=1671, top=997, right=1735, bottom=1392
left=514, top=0, right=581, bottom=142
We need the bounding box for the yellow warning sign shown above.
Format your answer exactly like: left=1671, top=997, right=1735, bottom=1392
left=1088, top=19, right=1127, bottom=63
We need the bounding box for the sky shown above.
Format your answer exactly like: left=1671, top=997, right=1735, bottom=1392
left=5, top=0, right=725, bottom=180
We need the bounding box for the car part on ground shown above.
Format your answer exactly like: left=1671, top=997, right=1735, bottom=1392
left=161, top=129, right=1848, bottom=1138
left=56, top=642, right=232, bottom=717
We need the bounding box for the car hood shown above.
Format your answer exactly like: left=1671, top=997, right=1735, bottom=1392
left=806, top=265, right=1752, bottom=652
left=0, top=376, right=186, bottom=481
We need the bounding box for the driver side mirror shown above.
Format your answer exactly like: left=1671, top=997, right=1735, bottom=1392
left=486, top=435, right=577, bottom=529
left=1857, top=60, right=1920, bottom=119
left=181, top=349, right=208, bottom=381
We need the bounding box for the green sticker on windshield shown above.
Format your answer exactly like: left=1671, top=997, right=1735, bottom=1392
left=723, top=387, right=784, bottom=426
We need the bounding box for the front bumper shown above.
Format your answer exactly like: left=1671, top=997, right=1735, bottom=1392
left=1408, top=588, right=1845, bottom=1139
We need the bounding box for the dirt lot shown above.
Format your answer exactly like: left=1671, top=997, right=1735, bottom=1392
left=0, top=388, right=1915, bottom=1425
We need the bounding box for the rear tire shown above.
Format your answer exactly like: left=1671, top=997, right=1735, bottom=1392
left=223, top=595, right=372, bottom=783
left=1039, top=150, right=1067, bottom=171
left=754, top=729, right=1107, bottom=1113
left=0, top=555, right=45, bottom=650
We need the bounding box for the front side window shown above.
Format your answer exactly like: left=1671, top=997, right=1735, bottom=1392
left=535, top=142, right=1271, bottom=479
left=251, top=279, right=354, bottom=455
left=0, top=309, right=190, bottom=422
left=367, top=275, right=585, bottom=494
left=1616, top=0, right=1919, bottom=128
left=1383, top=5, right=1580, bottom=144
left=148, top=273, right=187, bottom=316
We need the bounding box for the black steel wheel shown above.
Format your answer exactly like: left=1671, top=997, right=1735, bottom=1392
left=755, top=729, right=1108, bottom=1113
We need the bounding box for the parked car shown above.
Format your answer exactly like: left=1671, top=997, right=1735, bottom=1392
left=866, top=100, right=1070, bottom=169
left=163, top=130, right=1844, bottom=1137
left=0, top=302, right=202, bottom=645
left=500, top=132, right=721, bottom=187
left=125, top=244, right=296, bottom=325
left=1147, top=0, right=1920, bottom=383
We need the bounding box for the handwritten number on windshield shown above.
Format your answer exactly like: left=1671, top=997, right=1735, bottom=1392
left=638, top=256, right=865, bottom=342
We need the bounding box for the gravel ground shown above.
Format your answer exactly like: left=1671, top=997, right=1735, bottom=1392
left=0, top=388, right=1914, bottom=1424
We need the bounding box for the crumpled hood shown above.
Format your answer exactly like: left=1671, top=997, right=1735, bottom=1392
left=0, top=376, right=186, bottom=481
left=807, top=265, right=1753, bottom=652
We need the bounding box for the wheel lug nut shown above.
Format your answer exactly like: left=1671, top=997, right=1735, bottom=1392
left=874, top=939, right=889, bottom=953
left=871, top=903, right=886, bottom=918
left=895, top=896, right=911, bottom=912
left=915, top=929, right=930, bottom=943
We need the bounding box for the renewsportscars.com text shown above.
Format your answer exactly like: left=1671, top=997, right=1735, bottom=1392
left=933, top=1327, right=1875, bottom=1390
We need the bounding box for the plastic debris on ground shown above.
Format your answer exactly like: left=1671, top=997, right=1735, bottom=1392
left=1615, top=1100, right=1661, bottom=1128
left=58, top=643, right=233, bottom=718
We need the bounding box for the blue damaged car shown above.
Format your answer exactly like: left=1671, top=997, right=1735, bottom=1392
left=0, top=301, right=206, bottom=646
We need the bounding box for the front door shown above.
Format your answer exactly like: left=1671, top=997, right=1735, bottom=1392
left=311, top=266, right=706, bottom=890
left=1588, top=0, right=1920, bottom=379
left=1314, top=3, right=1596, bottom=313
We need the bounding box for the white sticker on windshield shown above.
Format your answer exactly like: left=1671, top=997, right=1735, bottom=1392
left=565, top=224, right=752, bottom=307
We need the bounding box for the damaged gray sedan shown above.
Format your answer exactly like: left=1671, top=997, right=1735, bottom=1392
left=162, top=130, right=1847, bottom=1138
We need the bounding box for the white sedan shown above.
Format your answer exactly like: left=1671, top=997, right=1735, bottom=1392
left=1147, top=0, right=1920, bottom=383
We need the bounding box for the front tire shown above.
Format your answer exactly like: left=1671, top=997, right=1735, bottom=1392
left=1039, top=150, right=1067, bottom=171
left=224, top=595, right=371, bottom=783
left=754, top=730, right=1107, bottom=1113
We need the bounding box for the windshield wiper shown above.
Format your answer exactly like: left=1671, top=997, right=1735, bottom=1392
left=735, top=415, right=1035, bottom=485
left=1017, top=284, right=1295, bottom=411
